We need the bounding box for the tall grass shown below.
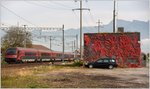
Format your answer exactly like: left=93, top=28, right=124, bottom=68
left=2, top=75, right=49, bottom=88
left=1, top=65, right=74, bottom=88
left=1, top=62, right=83, bottom=88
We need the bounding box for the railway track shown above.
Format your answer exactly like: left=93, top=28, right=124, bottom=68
left=1, top=59, right=74, bottom=68
left=1, top=61, right=64, bottom=68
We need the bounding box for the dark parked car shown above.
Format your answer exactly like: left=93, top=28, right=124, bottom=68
left=85, top=58, right=117, bottom=69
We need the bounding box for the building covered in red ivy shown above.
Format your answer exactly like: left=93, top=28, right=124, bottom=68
left=84, top=32, right=141, bottom=68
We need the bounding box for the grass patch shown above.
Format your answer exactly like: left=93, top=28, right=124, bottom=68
left=72, top=60, right=84, bottom=67
left=1, top=65, right=72, bottom=88
left=1, top=75, right=49, bottom=88
left=1, top=63, right=83, bottom=88
left=56, top=61, right=84, bottom=67
left=32, top=65, right=66, bottom=74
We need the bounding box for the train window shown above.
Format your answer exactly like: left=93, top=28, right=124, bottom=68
left=25, top=52, right=36, bottom=56
left=57, top=54, right=62, bottom=57
left=6, top=48, right=16, bottom=55
left=65, top=54, right=68, bottom=57
left=41, top=53, right=49, bottom=56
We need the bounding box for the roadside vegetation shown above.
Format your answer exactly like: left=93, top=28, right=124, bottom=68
left=1, top=26, right=32, bottom=58
left=1, top=61, right=149, bottom=88
left=2, top=65, right=66, bottom=88
left=1, top=61, right=83, bottom=88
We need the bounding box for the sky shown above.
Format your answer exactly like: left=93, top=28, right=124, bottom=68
left=0, top=0, right=149, bottom=53
left=0, top=0, right=149, bottom=29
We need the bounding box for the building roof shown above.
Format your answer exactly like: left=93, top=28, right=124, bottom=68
left=32, top=44, right=52, bottom=51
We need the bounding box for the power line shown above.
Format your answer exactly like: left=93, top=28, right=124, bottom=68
left=88, top=11, right=96, bottom=24
left=25, top=1, right=70, bottom=10
left=72, top=0, right=90, bottom=60
left=85, top=2, right=96, bottom=24
left=73, top=10, right=96, bottom=31
left=1, top=5, right=37, bottom=27
left=72, top=11, right=80, bottom=28
left=82, top=12, right=96, bottom=31
left=49, top=1, right=74, bottom=9
left=79, top=1, right=96, bottom=31
left=96, top=19, right=103, bottom=33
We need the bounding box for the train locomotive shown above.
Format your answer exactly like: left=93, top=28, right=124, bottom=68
left=4, top=47, right=75, bottom=63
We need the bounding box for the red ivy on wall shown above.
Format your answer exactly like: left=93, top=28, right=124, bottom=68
left=84, top=33, right=141, bottom=68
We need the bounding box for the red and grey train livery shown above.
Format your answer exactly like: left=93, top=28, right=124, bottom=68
left=4, top=47, right=75, bottom=63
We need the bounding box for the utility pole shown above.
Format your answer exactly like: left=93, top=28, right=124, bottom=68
left=17, top=22, right=19, bottom=27
left=49, top=36, right=52, bottom=50
left=72, top=0, right=90, bottom=60
left=113, top=0, right=116, bottom=33
left=72, top=41, right=74, bottom=52
left=76, top=34, right=78, bottom=50
left=23, top=25, right=27, bottom=48
left=96, top=19, right=101, bottom=33
left=62, top=24, right=65, bottom=62
left=74, top=40, right=76, bottom=58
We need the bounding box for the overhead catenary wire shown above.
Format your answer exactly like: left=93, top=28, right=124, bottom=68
left=0, top=22, right=14, bottom=27
left=74, top=8, right=95, bottom=31
left=85, top=1, right=96, bottom=24
left=24, top=1, right=70, bottom=10
left=1, top=3, right=74, bottom=52
left=77, top=1, right=96, bottom=31
left=88, top=11, right=96, bottom=24
left=85, top=1, right=103, bottom=31
left=33, top=36, right=76, bottom=52
left=48, top=1, right=75, bottom=9
left=72, top=11, right=80, bottom=26
left=1, top=5, right=80, bottom=47
left=1, top=5, right=37, bottom=27
left=83, top=12, right=96, bottom=31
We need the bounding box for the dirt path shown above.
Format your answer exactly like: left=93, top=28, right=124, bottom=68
left=36, top=67, right=149, bottom=88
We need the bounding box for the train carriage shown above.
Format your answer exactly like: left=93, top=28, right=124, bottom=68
left=5, top=47, right=38, bottom=63
left=38, top=50, right=53, bottom=62
left=4, top=47, right=75, bottom=64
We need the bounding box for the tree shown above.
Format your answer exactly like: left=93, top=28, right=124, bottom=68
left=1, top=26, right=32, bottom=57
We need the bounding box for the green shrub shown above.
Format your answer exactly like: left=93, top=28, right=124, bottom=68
left=72, top=60, right=83, bottom=67
left=1, top=59, right=7, bottom=64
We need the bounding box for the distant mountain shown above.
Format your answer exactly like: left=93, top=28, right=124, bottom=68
left=0, top=19, right=149, bottom=53
left=41, top=19, right=149, bottom=40
left=1, top=19, right=148, bottom=39
left=38, top=19, right=149, bottom=53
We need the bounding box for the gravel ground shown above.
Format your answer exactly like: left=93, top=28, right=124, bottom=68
left=1, top=63, right=149, bottom=88
left=36, top=67, right=149, bottom=88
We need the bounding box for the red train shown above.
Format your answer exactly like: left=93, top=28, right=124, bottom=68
left=4, top=47, right=75, bottom=63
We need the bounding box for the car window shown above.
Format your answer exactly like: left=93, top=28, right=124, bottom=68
left=97, top=59, right=103, bottom=63
left=103, top=59, right=109, bottom=62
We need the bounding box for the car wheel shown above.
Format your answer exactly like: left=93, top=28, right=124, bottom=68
left=108, top=65, right=113, bottom=69
left=89, top=64, right=93, bottom=68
